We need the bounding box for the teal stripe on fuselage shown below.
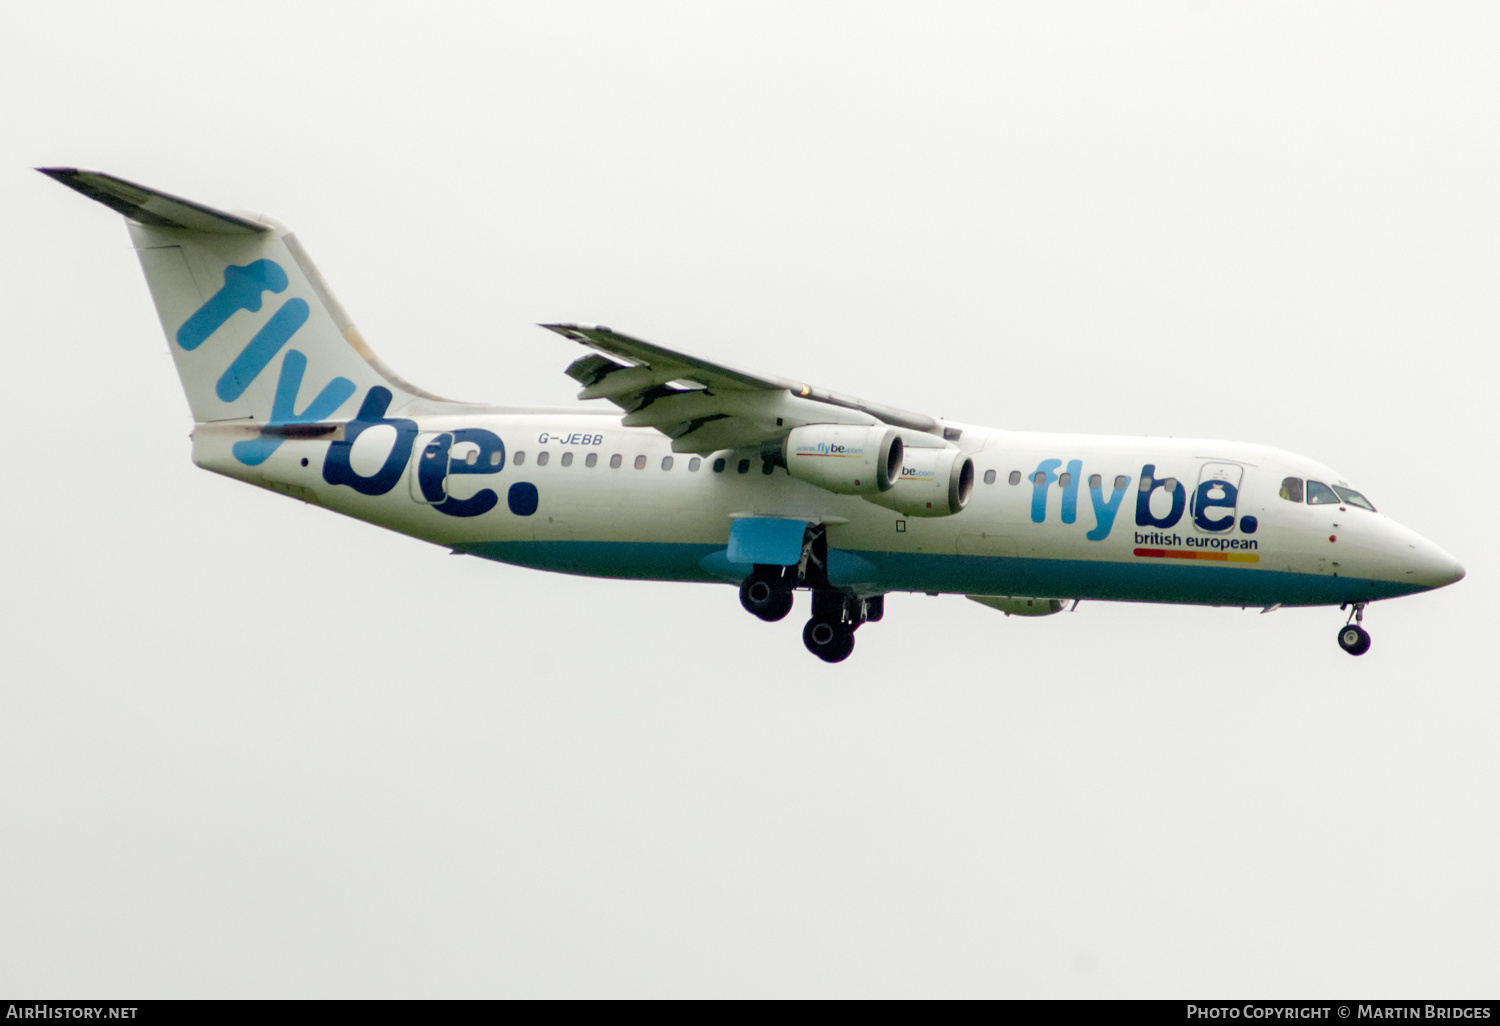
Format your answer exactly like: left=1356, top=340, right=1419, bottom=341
left=455, top=540, right=1425, bottom=607
left=458, top=540, right=730, bottom=583
left=853, top=549, right=1419, bottom=606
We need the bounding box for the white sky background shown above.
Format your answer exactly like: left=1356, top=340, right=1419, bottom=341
left=0, top=0, right=1495, bottom=998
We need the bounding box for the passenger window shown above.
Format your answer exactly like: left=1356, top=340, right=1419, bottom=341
left=634, top=455, right=647, bottom=470
left=1306, top=480, right=1340, bottom=505
left=661, top=456, right=674, bottom=471
left=490, top=452, right=502, bottom=467
left=609, top=454, right=622, bottom=469
left=1008, top=471, right=1022, bottom=485
left=713, top=458, right=726, bottom=473
left=1333, top=485, right=1376, bottom=512
left=689, top=457, right=701, bottom=471
left=983, top=469, right=996, bottom=485
left=1164, top=478, right=1177, bottom=493
left=1089, top=474, right=1101, bottom=489
left=1058, top=472, right=1072, bottom=488
left=465, top=450, right=479, bottom=466
left=1033, top=472, right=1047, bottom=486
left=585, top=453, right=598, bottom=468
left=1279, top=477, right=1304, bottom=503
left=560, top=452, right=573, bottom=467
left=1139, top=475, right=1153, bottom=492
left=536, top=451, right=550, bottom=467
left=1114, top=475, right=1128, bottom=491
left=737, top=459, right=750, bottom=474
left=514, top=451, right=526, bottom=466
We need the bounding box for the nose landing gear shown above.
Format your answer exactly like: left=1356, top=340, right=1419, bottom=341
left=1337, top=603, right=1372, bottom=656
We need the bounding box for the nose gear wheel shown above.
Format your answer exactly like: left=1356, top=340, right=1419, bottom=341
left=1336, top=602, right=1372, bottom=655
left=1338, top=624, right=1371, bottom=656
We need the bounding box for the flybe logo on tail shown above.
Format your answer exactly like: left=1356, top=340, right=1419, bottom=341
left=178, top=259, right=356, bottom=467
left=177, top=260, right=287, bottom=352
left=184, top=260, right=511, bottom=518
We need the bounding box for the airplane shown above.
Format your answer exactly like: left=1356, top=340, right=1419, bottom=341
left=40, top=168, right=1466, bottom=663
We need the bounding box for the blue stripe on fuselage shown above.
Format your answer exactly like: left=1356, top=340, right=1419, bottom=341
left=452, top=540, right=1425, bottom=607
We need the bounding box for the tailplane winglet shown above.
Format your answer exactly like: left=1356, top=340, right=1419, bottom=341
left=38, top=167, right=270, bottom=234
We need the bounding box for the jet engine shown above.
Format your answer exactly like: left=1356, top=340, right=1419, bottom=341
left=780, top=424, right=903, bottom=495
left=864, top=447, right=975, bottom=517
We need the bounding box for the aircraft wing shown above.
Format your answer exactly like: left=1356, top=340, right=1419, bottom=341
left=541, top=323, right=941, bottom=454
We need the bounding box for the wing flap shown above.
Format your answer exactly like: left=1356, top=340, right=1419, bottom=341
left=544, top=324, right=785, bottom=392
left=581, top=366, right=668, bottom=402
left=564, top=352, right=625, bottom=386
left=669, top=416, right=772, bottom=454
left=540, top=322, right=942, bottom=452
left=620, top=389, right=724, bottom=429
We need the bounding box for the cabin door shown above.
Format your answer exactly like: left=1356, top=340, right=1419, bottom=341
left=410, top=432, right=454, bottom=503
left=1192, top=461, right=1244, bottom=534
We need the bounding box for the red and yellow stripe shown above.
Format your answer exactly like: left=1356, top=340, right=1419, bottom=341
left=1133, top=547, right=1259, bottom=564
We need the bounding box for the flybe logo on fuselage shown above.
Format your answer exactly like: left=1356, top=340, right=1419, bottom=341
left=180, top=260, right=506, bottom=519
left=1027, top=459, right=1257, bottom=542
left=321, top=387, right=505, bottom=518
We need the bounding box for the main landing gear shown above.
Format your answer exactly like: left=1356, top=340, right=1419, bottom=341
left=736, top=524, right=884, bottom=663
left=801, top=589, right=883, bottom=664
left=1337, top=602, right=1372, bottom=656
left=739, top=566, right=795, bottom=622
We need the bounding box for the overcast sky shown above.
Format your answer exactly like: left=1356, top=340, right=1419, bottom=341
left=2, top=0, right=1495, bottom=998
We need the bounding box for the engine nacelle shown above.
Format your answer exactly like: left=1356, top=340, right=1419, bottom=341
left=782, top=425, right=903, bottom=495
left=864, top=447, right=975, bottom=517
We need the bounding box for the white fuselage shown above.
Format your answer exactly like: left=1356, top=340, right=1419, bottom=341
left=191, top=409, right=1462, bottom=609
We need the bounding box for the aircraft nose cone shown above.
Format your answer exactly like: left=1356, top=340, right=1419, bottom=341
left=1413, top=542, right=1465, bottom=590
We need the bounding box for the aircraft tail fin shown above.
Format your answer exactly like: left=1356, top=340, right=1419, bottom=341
left=41, top=168, right=458, bottom=438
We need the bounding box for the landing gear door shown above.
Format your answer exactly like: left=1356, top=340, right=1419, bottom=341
left=410, top=432, right=453, bottom=504
left=1192, top=461, right=1243, bottom=534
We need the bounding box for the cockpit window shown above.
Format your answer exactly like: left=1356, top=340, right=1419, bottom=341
left=1333, top=486, right=1376, bottom=512
left=1306, top=480, right=1340, bottom=505
left=1279, top=477, right=1304, bottom=503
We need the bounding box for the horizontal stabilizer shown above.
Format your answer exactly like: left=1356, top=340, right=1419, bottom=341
left=38, top=168, right=270, bottom=234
